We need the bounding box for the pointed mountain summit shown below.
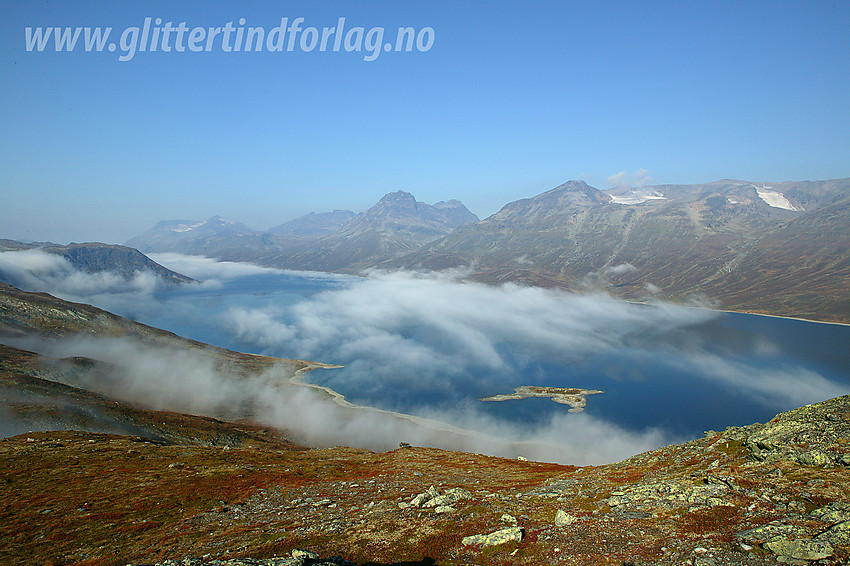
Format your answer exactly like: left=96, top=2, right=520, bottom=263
left=126, top=192, right=479, bottom=273
left=264, top=191, right=480, bottom=272
left=491, top=180, right=612, bottom=224
left=376, top=189, right=419, bottom=207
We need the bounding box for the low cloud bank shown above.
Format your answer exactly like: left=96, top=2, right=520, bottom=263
left=227, top=270, right=715, bottom=384
left=4, top=334, right=668, bottom=464
left=148, top=253, right=353, bottom=284
left=668, top=353, right=848, bottom=410
left=0, top=249, right=161, bottom=298
left=219, top=269, right=844, bottom=412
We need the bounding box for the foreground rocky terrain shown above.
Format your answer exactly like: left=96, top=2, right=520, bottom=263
left=2, top=394, right=849, bottom=566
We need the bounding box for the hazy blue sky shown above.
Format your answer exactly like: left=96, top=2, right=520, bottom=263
left=1, top=0, right=848, bottom=244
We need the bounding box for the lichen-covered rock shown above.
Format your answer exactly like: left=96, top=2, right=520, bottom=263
left=410, top=486, right=472, bottom=509
left=422, top=487, right=473, bottom=508
left=816, top=520, right=850, bottom=545
left=409, top=485, right=441, bottom=507
left=810, top=501, right=850, bottom=525
left=555, top=509, right=577, bottom=526
left=290, top=549, right=318, bottom=560
left=462, top=527, right=524, bottom=547
left=764, top=539, right=834, bottom=560
left=733, top=397, right=850, bottom=468
left=736, top=522, right=809, bottom=545
left=604, top=479, right=730, bottom=511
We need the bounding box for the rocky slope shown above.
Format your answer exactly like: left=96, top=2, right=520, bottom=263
left=2, top=394, right=848, bottom=566
left=260, top=192, right=480, bottom=272
left=267, top=211, right=357, bottom=237
left=387, top=178, right=850, bottom=323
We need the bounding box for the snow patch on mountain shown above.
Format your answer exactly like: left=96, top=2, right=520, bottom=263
left=608, top=189, right=666, bottom=205
left=755, top=185, right=801, bottom=211
left=168, top=221, right=206, bottom=233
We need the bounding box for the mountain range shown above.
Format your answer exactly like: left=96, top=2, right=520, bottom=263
left=386, top=178, right=850, bottom=322
left=126, top=178, right=850, bottom=323
left=126, top=192, right=480, bottom=272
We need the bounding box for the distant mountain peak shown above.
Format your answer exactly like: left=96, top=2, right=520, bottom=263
left=495, top=181, right=611, bottom=216
left=384, top=189, right=415, bottom=198
left=552, top=180, right=593, bottom=191
left=377, top=190, right=418, bottom=207
left=550, top=180, right=611, bottom=202
left=360, top=192, right=478, bottom=227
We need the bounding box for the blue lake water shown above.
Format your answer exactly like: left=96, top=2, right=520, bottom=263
left=107, top=266, right=850, bottom=445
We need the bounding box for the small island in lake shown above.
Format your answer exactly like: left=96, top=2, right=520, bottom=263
left=481, top=386, right=603, bottom=412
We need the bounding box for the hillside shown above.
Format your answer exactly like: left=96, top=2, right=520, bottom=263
left=387, top=179, right=850, bottom=323
left=0, top=241, right=195, bottom=286
left=0, top=343, right=306, bottom=449
left=0, top=280, right=322, bottom=430
left=2, top=395, right=848, bottom=565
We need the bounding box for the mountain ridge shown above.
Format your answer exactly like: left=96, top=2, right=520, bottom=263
left=126, top=192, right=480, bottom=272
left=0, top=240, right=195, bottom=286
left=387, top=177, right=850, bottom=323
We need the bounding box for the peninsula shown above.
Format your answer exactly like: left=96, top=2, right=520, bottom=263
left=481, top=386, right=603, bottom=412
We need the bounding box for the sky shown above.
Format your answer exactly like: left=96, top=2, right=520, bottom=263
left=1, top=0, right=849, bottom=244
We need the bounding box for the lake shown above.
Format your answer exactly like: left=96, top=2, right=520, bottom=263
left=93, top=255, right=850, bottom=456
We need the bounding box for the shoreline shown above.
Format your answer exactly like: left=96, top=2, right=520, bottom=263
left=621, top=296, right=850, bottom=327
left=284, top=362, right=613, bottom=465
left=153, top=254, right=850, bottom=327
left=714, top=307, right=850, bottom=327
left=287, top=362, right=513, bottom=444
